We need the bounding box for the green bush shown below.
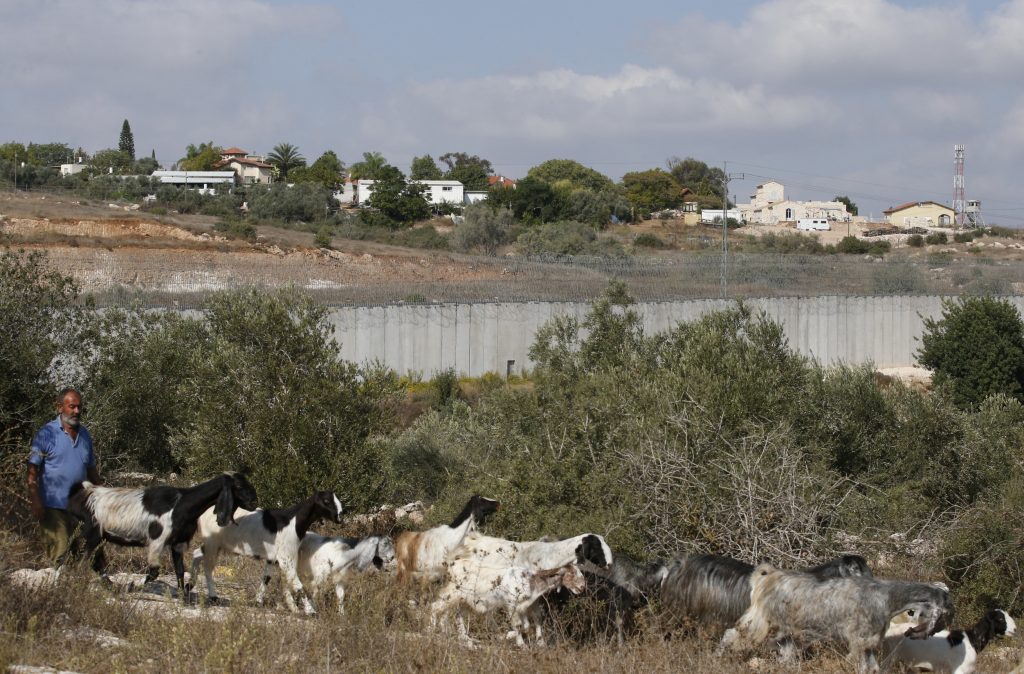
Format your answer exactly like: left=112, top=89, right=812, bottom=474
left=749, top=232, right=826, bottom=254
left=953, top=231, right=975, bottom=244
left=516, top=221, right=624, bottom=257
left=925, top=232, right=948, bottom=245
left=632, top=233, right=671, bottom=249
left=907, top=234, right=924, bottom=247
left=246, top=183, right=336, bottom=223
left=836, top=236, right=869, bottom=254
left=314, top=226, right=332, bottom=248
left=917, top=296, right=1024, bottom=409
left=0, top=251, right=85, bottom=475
left=127, top=288, right=400, bottom=509
left=213, top=220, right=256, bottom=241
left=449, top=204, right=513, bottom=255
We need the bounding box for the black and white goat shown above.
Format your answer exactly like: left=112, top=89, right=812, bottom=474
left=256, top=534, right=396, bottom=613
left=719, top=564, right=954, bottom=674
left=661, top=553, right=873, bottom=631
left=543, top=553, right=668, bottom=645
left=430, top=563, right=587, bottom=647
left=66, top=472, right=258, bottom=599
left=394, top=494, right=500, bottom=584
left=433, top=532, right=613, bottom=644
left=191, top=491, right=343, bottom=614
left=885, top=608, right=1016, bottom=674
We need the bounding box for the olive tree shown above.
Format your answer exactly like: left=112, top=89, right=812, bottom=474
left=917, top=296, right=1024, bottom=409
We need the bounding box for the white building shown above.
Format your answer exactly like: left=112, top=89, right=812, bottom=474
left=151, top=170, right=235, bottom=195
left=352, top=179, right=465, bottom=206
left=739, top=181, right=850, bottom=225
left=60, top=163, right=87, bottom=177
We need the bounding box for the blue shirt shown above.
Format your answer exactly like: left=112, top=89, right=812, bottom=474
left=27, top=416, right=95, bottom=510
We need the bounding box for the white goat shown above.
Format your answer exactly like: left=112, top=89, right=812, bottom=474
left=885, top=608, right=1016, bottom=674
left=255, top=534, right=396, bottom=613
left=394, top=494, right=499, bottom=584
left=433, top=531, right=613, bottom=643
left=430, top=563, right=586, bottom=647
left=191, top=491, right=343, bottom=614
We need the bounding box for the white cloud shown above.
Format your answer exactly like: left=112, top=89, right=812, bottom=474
left=380, top=65, right=836, bottom=145
left=648, top=0, right=1024, bottom=90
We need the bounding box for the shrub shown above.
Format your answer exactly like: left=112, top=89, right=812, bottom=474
left=632, top=233, right=671, bottom=249
left=314, top=226, right=332, bottom=248
left=925, top=232, right=948, bottom=245
left=213, top=220, right=256, bottom=241
left=953, top=231, right=974, bottom=244
left=166, top=288, right=399, bottom=509
left=836, top=235, right=869, bottom=254
left=516, top=221, right=624, bottom=257
left=872, top=263, right=929, bottom=294
left=750, top=232, right=826, bottom=254
left=917, top=296, right=1024, bottom=409
left=906, top=234, right=924, bottom=247
left=449, top=204, right=513, bottom=255
left=246, top=183, right=336, bottom=223
left=391, top=226, right=448, bottom=250
left=0, top=251, right=84, bottom=492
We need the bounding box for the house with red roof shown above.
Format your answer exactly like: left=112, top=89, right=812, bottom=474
left=213, top=147, right=274, bottom=184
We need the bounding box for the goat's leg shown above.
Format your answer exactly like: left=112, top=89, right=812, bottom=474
left=279, top=559, right=315, bottom=615
left=81, top=525, right=107, bottom=577
left=334, top=582, right=346, bottom=615
left=171, top=544, right=189, bottom=601
left=200, top=544, right=220, bottom=604
left=255, top=560, right=274, bottom=606
left=144, top=540, right=165, bottom=585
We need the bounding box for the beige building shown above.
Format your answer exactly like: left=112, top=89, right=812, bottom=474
left=883, top=201, right=954, bottom=227
left=739, top=181, right=850, bottom=225
left=214, top=147, right=274, bottom=184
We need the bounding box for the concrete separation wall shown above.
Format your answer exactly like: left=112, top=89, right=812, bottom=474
left=327, top=296, right=1024, bottom=377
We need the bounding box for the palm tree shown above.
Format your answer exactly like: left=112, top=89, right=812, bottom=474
left=348, top=151, right=388, bottom=180
left=267, top=143, right=306, bottom=180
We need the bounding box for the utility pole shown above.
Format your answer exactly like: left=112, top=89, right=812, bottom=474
left=721, top=162, right=728, bottom=298
left=721, top=164, right=745, bottom=299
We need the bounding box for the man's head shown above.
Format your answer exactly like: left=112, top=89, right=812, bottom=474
left=58, top=388, right=83, bottom=429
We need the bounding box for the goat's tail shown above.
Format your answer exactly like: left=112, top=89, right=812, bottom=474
left=68, top=480, right=94, bottom=500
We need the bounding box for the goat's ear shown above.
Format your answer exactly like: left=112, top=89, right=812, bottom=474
left=215, top=480, right=235, bottom=527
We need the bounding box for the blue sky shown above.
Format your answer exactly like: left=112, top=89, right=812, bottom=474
left=2, top=0, right=1023, bottom=223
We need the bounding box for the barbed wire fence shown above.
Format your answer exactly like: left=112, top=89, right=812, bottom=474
left=66, top=251, right=1024, bottom=309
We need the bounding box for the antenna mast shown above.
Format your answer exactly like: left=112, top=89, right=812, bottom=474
left=953, top=144, right=965, bottom=229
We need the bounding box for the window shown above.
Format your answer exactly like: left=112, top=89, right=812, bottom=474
left=442, top=186, right=453, bottom=191
left=785, top=208, right=793, bottom=219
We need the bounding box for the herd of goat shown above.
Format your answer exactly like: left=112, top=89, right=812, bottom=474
left=49, top=471, right=1017, bottom=674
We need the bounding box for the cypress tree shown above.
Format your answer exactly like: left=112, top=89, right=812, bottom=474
left=119, top=119, right=135, bottom=160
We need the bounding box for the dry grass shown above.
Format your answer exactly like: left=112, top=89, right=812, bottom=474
left=2, top=528, right=1022, bottom=674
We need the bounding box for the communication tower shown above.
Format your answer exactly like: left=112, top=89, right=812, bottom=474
left=953, top=144, right=966, bottom=228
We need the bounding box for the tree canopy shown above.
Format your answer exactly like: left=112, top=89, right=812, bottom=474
left=367, top=165, right=431, bottom=225
left=410, top=154, right=443, bottom=180
left=179, top=142, right=223, bottom=171
left=622, top=168, right=687, bottom=215
left=349, top=151, right=389, bottom=180
left=667, top=157, right=726, bottom=208
left=293, top=150, right=344, bottom=189
left=834, top=195, right=858, bottom=216
left=526, top=159, right=613, bottom=193
left=917, top=296, right=1024, bottom=409
left=268, top=143, right=306, bottom=181
left=440, top=152, right=493, bottom=190
left=119, top=120, right=135, bottom=160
